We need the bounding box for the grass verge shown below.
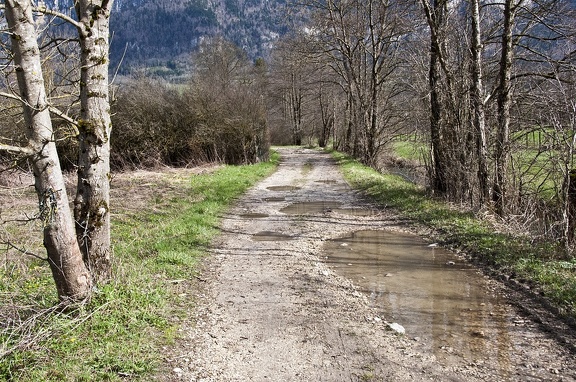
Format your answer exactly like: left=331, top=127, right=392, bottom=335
left=332, top=151, right=576, bottom=321
left=0, top=153, right=278, bottom=381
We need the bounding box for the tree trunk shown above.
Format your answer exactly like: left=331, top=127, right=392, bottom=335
left=289, top=73, right=303, bottom=145
left=493, top=0, right=519, bottom=216
left=74, top=0, right=114, bottom=284
left=427, top=0, right=449, bottom=195
left=5, top=0, right=92, bottom=303
left=470, top=0, right=490, bottom=205
left=564, top=170, right=576, bottom=247
left=318, top=86, right=333, bottom=148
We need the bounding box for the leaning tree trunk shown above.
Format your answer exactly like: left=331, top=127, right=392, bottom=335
left=5, top=0, right=92, bottom=302
left=74, top=0, right=114, bottom=284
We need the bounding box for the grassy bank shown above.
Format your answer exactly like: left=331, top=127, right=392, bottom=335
left=0, top=154, right=278, bottom=381
left=332, top=151, right=576, bottom=321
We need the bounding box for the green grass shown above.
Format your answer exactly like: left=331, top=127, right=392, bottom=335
left=390, top=134, right=567, bottom=199
left=332, top=150, right=576, bottom=320
left=0, top=152, right=279, bottom=381
left=391, top=138, right=426, bottom=162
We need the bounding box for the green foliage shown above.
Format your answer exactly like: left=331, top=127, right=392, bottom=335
left=333, top=151, right=576, bottom=319
left=0, top=156, right=278, bottom=381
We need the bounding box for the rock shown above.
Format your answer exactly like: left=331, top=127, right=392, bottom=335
left=387, top=322, right=405, bottom=335
left=173, top=367, right=183, bottom=374
left=471, top=330, right=485, bottom=338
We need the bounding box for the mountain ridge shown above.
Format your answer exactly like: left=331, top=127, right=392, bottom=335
left=108, top=0, right=290, bottom=72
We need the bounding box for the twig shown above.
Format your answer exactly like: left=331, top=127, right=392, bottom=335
left=2, top=241, right=47, bottom=261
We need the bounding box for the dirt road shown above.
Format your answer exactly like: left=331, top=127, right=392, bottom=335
left=164, top=148, right=576, bottom=381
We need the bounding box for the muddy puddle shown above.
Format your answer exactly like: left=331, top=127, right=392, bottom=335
left=323, top=230, right=539, bottom=377
left=267, top=186, right=301, bottom=192
left=252, top=231, right=294, bottom=241
left=280, top=201, right=342, bottom=214
left=263, top=197, right=286, bottom=202
left=239, top=213, right=269, bottom=219
left=333, top=208, right=379, bottom=217
left=280, top=201, right=378, bottom=217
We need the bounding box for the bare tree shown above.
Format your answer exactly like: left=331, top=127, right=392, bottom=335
left=1, top=0, right=114, bottom=300
left=298, top=0, right=413, bottom=166
left=74, top=0, right=114, bottom=283
left=470, top=0, right=489, bottom=205
left=2, top=0, right=92, bottom=303
left=268, top=34, right=315, bottom=146
left=492, top=0, right=522, bottom=216
left=190, top=37, right=269, bottom=164
left=419, top=0, right=474, bottom=199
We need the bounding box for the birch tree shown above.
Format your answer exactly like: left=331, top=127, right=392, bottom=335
left=1, top=0, right=114, bottom=300
left=470, top=0, right=489, bottom=204
left=74, top=0, right=114, bottom=283
left=2, top=0, right=92, bottom=303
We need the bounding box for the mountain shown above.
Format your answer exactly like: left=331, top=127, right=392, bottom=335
left=108, top=0, right=292, bottom=74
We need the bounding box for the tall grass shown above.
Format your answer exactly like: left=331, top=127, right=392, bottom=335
left=0, top=153, right=278, bottom=381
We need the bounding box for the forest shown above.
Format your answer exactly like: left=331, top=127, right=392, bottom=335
left=268, top=0, right=576, bottom=251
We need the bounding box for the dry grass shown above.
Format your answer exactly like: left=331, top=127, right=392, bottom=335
left=1, top=165, right=221, bottom=260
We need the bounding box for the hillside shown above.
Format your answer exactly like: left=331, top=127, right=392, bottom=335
left=108, top=0, right=291, bottom=73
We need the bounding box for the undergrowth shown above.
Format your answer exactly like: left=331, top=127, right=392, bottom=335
left=0, top=152, right=278, bottom=381
left=332, top=151, right=576, bottom=320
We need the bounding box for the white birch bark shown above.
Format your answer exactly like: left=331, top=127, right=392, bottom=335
left=4, top=0, right=92, bottom=302
left=73, top=0, right=114, bottom=284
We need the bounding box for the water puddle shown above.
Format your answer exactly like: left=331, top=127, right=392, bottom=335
left=252, top=231, right=294, bottom=241
left=239, top=213, right=269, bottom=219
left=323, top=230, right=528, bottom=376
left=267, top=186, right=301, bottom=192
left=263, top=197, right=286, bottom=202
left=280, top=201, right=342, bottom=215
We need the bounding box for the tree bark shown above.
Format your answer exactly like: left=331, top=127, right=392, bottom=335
left=425, top=0, right=449, bottom=195
left=74, top=0, right=114, bottom=284
left=470, top=0, right=490, bottom=205
left=493, top=0, right=520, bottom=216
left=5, top=0, right=92, bottom=303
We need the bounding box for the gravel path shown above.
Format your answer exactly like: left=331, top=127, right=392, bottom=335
left=162, top=147, right=576, bottom=382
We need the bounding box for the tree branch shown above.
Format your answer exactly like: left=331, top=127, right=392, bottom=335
left=33, top=5, right=83, bottom=30
left=0, top=143, right=33, bottom=155
left=2, top=241, right=48, bottom=261
left=48, top=106, right=80, bottom=134
left=0, top=91, right=79, bottom=136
